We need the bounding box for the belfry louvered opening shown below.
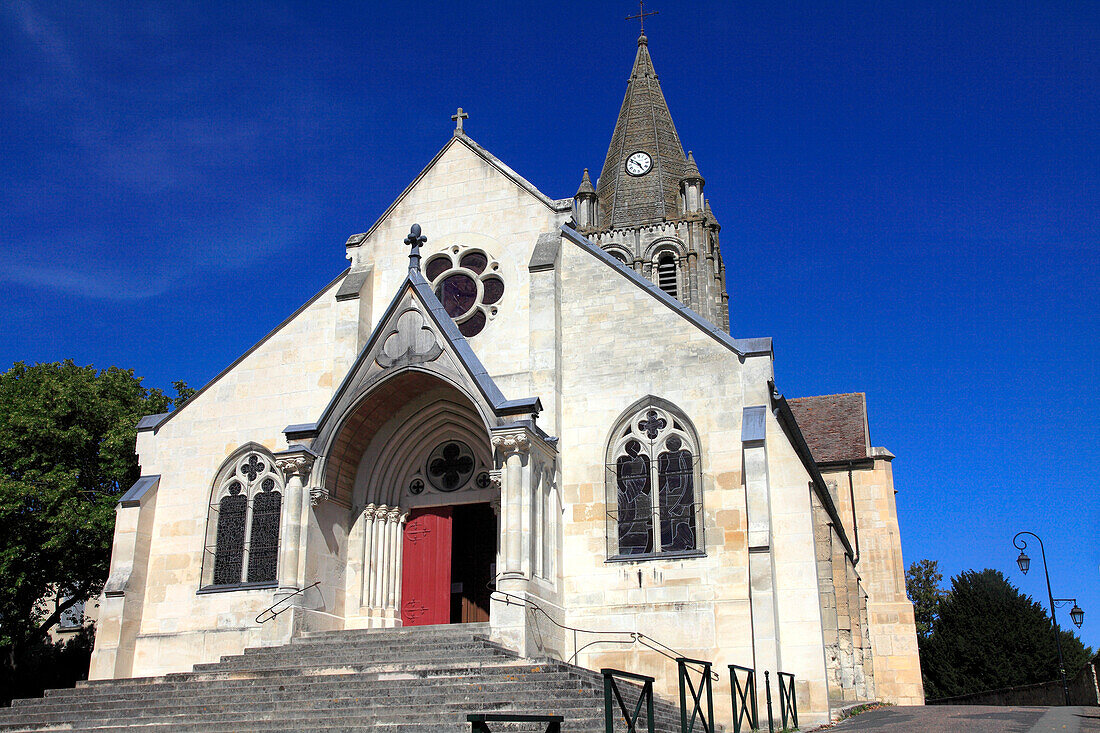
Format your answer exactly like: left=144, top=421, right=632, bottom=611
left=657, top=254, right=677, bottom=298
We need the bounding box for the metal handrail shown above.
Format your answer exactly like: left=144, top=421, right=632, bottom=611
left=777, top=671, right=798, bottom=730
left=603, top=668, right=655, bottom=733
left=728, top=664, right=759, bottom=733
left=491, top=588, right=718, bottom=680
left=677, top=657, right=715, bottom=733
left=468, top=713, right=563, bottom=732
left=255, top=581, right=321, bottom=624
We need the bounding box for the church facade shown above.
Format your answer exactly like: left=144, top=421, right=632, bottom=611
left=89, top=32, right=923, bottom=726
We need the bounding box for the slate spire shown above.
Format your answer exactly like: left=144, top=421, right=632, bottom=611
left=596, top=32, right=690, bottom=228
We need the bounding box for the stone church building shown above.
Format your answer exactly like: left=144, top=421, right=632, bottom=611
left=89, top=30, right=923, bottom=726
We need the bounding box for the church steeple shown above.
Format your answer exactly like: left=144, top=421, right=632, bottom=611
left=596, top=32, right=689, bottom=229
left=583, top=30, right=730, bottom=333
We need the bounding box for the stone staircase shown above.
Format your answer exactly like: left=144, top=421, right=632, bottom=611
left=0, top=623, right=695, bottom=732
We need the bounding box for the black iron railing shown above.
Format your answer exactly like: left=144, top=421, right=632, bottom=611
left=777, top=672, right=798, bottom=730
left=728, top=664, right=758, bottom=733
left=603, top=668, right=655, bottom=733
left=467, top=713, right=563, bottom=732
left=764, top=671, right=775, bottom=733
left=491, top=589, right=716, bottom=682
left=255, top=581, right=320, bottom=624
left=677, top=657, right=715, bottom=733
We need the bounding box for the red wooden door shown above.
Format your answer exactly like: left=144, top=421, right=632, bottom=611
left=401, top=507, right=452, bottom=626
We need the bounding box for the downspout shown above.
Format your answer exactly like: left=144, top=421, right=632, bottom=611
left=848, top=461, right=860, bottom=565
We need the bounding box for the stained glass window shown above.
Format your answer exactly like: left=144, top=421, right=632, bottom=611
left=425, top=248, right=503, bottom=337
left=608, top=404, right=702, bottom=559
left=459, top=251, right=488, bottom=274
left=616, top=440, right=653, bottom=555
left=427, top=441, right=475, bottom=492
left=247, top=483, right=281, bottom=583
left=436, top=274, right=478, bottom=318
left=657, top=435, right=696, bottom=551
left=206, top=452, right=285, bottom=588
left=482, top=277, right=504, bottom=305
left=213, top=483, right=247, bottom=585
left=425, top=255, right=451, bottom=281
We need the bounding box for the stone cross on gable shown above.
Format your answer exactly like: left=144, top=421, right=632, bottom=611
left=451, top=107, right=469, bottom=136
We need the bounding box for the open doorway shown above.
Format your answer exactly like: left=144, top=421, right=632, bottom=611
left=450, top=503, right=496, bottom=623
left=401, top=502, right=496, bottom=626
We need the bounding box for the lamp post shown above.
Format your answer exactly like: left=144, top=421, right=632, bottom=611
left=1013, top=531, right=1084, bottom=706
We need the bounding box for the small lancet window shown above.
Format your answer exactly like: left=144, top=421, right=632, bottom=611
left=657, top=254, right=678, bottom=298
left=204, top=449, right=284, bottom=589
left=606, top=402, right=703, bottom=560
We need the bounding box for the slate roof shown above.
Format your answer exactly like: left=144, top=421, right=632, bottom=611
left=596, top=34, right=690, bottom=228
left=787, top=392, right=871, bottom=464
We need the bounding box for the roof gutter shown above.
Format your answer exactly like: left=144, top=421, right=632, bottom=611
left=769, top=380, right=856, bottom=562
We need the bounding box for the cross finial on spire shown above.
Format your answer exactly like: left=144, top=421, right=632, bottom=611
left=626, top=0, right=658, bottom=36
left=451, top=107, right=469, bottom=136
left=404, top=223, right=427, bottom=273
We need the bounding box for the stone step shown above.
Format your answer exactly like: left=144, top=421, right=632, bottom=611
left=205, top=646, right=513, bottom=670
left=9, top=679, right=609, bottom=714
left=1, top=625, right=709, bottom=733
left=296, top=623, right=491, bottom=643
left=0, top=713, right=670, bottom=733
left=40, top=666, right=599, bottom=702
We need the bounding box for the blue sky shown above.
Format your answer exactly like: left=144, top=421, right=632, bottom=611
left=1, top=1, right=1097, bottom=648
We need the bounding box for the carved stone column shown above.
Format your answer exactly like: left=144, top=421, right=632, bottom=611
left=359, top=504, right=376, bottom=610
left=491, top=431, right=530, bottom=591
left=274, top=448, right=316, bottom=597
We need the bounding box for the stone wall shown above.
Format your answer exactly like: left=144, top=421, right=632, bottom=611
left=822, top=454, right=924, bottom=706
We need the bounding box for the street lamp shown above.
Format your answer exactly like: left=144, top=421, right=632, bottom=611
left=1053, top=599, right=1085, bottom=630
left=1012, top=531, right=1084, bottom=706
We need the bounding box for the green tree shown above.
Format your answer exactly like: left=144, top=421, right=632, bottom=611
left=921, top=568, right=1093, bottom=700
left=906, top=559, right=945, bottom=642
left=0, top=360, right=190, bottom=679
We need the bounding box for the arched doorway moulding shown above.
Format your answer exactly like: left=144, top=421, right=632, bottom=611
left=312, top=366, right=499, bottom=508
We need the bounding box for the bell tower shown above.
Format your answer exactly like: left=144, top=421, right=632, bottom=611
left=573, top=30, right=729, bottom=331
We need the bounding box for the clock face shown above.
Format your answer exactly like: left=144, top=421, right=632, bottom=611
left=626, top=151, right=652, bottom=176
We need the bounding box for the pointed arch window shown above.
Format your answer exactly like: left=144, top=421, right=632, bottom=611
left=606, top=401, right=703, bottom=560
left=202, top=449, right=284, bottom=589
left=656, top=253, right=678, bottom=298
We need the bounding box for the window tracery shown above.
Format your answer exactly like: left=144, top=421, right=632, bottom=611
left=203, top=449, right=284, bottom=588
left=423, top=246, right=504, bottom=337
left=606, top=402, right=702, bottom=559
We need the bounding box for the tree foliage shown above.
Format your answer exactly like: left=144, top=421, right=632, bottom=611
left=0, top=360, right=190, bottom=671
left=906, top=559, right=945, bottom=642
left=920, top=568, right=1093, bottom=700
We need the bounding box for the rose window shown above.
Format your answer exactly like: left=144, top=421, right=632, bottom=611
left=424, top=247, right=503, bottom=337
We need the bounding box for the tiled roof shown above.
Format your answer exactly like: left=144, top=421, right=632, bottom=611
left=787, top=392, right=870, bottom=463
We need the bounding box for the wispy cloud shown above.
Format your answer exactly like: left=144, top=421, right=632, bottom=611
left=0, top=263, right=177, bottom=301
left=7, top=0, right=74, bottom=72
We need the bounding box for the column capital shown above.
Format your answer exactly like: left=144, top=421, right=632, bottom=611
left=275, top=447, right=318, bottom=480
left=491, top=431, right=530, bottom=457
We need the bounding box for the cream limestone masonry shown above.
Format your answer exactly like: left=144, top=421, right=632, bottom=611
left=821, top=454, right=924, bottom=705
left=91, top=131, right=920, bottom=729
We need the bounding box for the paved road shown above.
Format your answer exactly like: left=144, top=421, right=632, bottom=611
left=826, top=705, right=1100, bottom=732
